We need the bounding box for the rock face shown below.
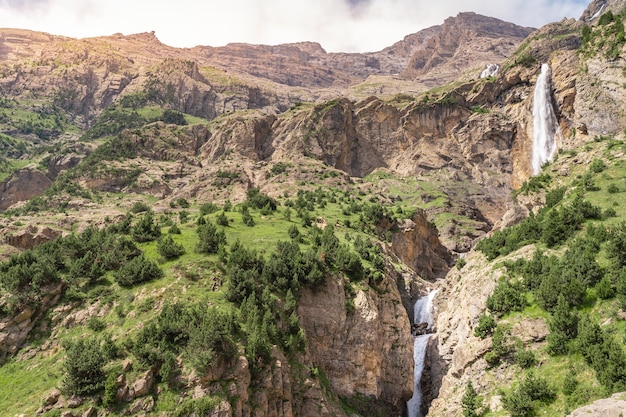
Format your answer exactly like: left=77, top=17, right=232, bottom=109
left=567, top=392, right=626, bottom=416
left=0, top=167, right=52, bottom=210
left=389, top=214, right=452, bottom=280
left=580, top=0, right=626, bottom=23
left=403, top=13, right=534, bottom=83
left=0, top=283, right=64, bottom=362
left=0, top=13, right=533, bottom=123
left=298, top=272, right=414, bottom=416
left=4, top=225, right=62, bottom=250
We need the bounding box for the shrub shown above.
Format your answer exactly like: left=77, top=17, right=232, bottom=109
left=502, top=373, right=556, bottom=417
left=241, top=205, right=255, bottom=227
left=487, top=279, right=526, bottom=316
left=62, top=337, right=108, bottom=396
left=130, top=201, right=150, bottom=213
left=545, top=186, right=566, bottom=208
left=131, top=211, right=161, bottom=242
left=596, top=275, right=616, bottom=299
left=462, top=381, right=483, bottom=417
left=288, top=224, right=300, bottom=240
left=547, top=294, right=578, bottom=355
left=513, top=344, right=537, bottom=368
left=199, top=202, right=220, bottom=215
left=607, top=183, right=621, bottom=194
left=456, top=257, right=467, bottom=270
left=589, top=158, right=606, bottom=173
left=176, top=197, right=190, bottom=208
left=159, top=109, right=187, bottom=125
left=246, top=187, right=277, bottom=211
left=485, top=325, right=510, bottom=367
left=169, top=223, right=181, bottom=234
left=113, top=255, right=164, bottom=287
left=216, top=211, right=229, bottom=226
left=196, top=221, right=227, bottom=254
left=87, top=317, right=106, bottom=332
left=474, top=313, right=496, bottom=339
left=562, top=368, right=578, bottom=396
left=157, top=235, right=186, bottom=260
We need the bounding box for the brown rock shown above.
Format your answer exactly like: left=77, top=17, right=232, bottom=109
left=122, top=359, right=133, bottom=373
left=13, top=308, right=35, bottom=324
left=81, top=407, right=96, bottom=417
left=43, top=389, right=62, bottom=406
left=132, top=370, right=154, bottom=398
left=0, top=167, right=52, bottom=211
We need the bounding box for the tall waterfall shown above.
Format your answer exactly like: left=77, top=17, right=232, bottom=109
left=532, top=63, right=559, bottom=175
left=407, top=290, right=438, bottom=417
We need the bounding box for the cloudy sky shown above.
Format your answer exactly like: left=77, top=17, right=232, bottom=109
left=0, top=0, right=589, bottom=52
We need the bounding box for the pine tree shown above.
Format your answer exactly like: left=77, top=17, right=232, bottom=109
left=462, top=380, right=481, bottom=417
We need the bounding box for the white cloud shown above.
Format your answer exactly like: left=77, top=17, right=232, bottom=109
left=0, top=0, right=589, bottom=52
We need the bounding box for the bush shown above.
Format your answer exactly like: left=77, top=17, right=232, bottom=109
left=288, top=224, right=300, bottom=240
left=485, top=325, right=510, bottom=367
left=176, top=197, right=190, bottom=208
left=462, top=381, right=483, bottom=417
left=246, top=187, right=277, bottom=211
left=159, top=109, right=187, bottom=125
left=456, top=257, right=467, bottom=270
left=487, top=279, right=526, bottom=316
left=513, top=345, right=537, bottom=368
left=113, top=255, right=164, bottom=287
left=241, top=205, right=255, bottom=227
left=196, top=221, right=227, bottom=254
left=131, top=211, right=161, bottom=242
left=474, top=313, right=496, bottom=339
left=589, top=158, right=606, bottom=173
left=157, top=235, right=186, bottom=260
left=502, top=373, right=556, bottom=417
left=547, top=294, right=578, bottom=355
left=169, top=223, right=181, bottom=234
left=87, top=317, right=106, bottom=332
left=130, top=201, right=150, bottom=213
left=596, top=275, right=616, bottom=300
left=562, top=368, right=578, bottom=396
left=199, top=202, right=220, bottom=215
left=216, top=211, right=229, bottom=226
left=62, top=337, right=108, bottom=396
left=607, top=183, right=621, bottom=194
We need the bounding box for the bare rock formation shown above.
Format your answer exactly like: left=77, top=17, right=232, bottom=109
left=0, top=167, right=52, bottom=210
left=298, top=271, right=414, bottom=416
left=567, top=392, right=626, bottom=416
left=403, top=13, right=534, bottom=83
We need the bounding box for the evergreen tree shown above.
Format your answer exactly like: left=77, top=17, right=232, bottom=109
left=196, top=221, right=227, bottom=254
left=547, top=294, right=578, bottom=355
left=462, top=381, right=482, bottom=417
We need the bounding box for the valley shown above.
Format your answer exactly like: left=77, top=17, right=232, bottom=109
left=1, top=1, right=626, bottom=416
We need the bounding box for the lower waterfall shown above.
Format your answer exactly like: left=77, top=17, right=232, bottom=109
left=407, top=290, right=438, bottom=417
left=532, top=63, right=559, bottom=175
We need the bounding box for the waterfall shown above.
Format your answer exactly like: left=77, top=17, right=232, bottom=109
left=532, top=63, right=559, bottom=175
left=480, top=63, right=499, bottom=79
left=407, top=290, right=438, bottom=417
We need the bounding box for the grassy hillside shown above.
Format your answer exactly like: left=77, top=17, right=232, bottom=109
left=464, top=135, right=626, bottom=417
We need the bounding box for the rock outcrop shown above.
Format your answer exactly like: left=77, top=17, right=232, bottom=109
left=298, top=272, right=414, bottom=416
left=0, top=167, right=52, bottom=210
left=403, top=13, right=535, bottom=83
left=567, top=392, right=626, bottom=416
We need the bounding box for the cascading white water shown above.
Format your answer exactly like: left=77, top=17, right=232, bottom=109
left=532, top=63, right=559, bottom=175
left=407, top=290, right=438, bottom=417
left=480, top=63, right=499, bottom=79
